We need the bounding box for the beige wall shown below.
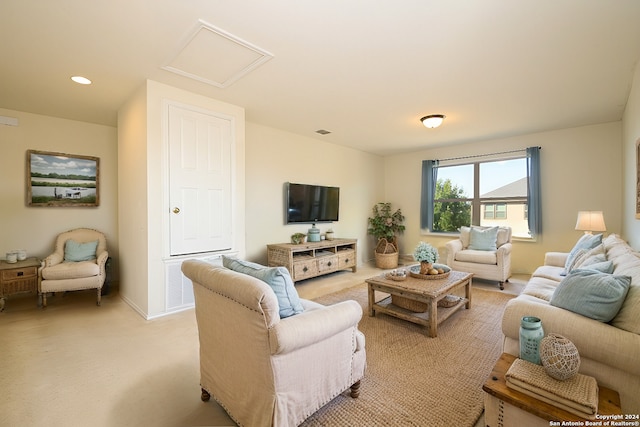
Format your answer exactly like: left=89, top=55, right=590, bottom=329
left=622, top=63, right=640, bottom=250
left=384, top=121, right=623, bottom=274
left=0, top=108, right=118, bottom=267
left=244, top=123, right=385, bottom=265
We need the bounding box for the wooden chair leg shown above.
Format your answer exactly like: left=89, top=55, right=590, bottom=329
left=97, top=289, right=101, bottom=306
left=42, top=292, right=47, bottom=308
left=350, top=380, right=361, bottom=398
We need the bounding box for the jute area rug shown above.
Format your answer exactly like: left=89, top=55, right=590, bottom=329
left=300, top=282, right=515, bottom=427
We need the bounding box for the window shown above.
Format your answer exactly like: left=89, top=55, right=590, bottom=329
left=484, top=203, right=507, bottom=219
left=421, top=148, right=541, bottom=239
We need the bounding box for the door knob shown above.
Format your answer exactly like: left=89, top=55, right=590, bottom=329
left=173, top=207, right=180, bottom=214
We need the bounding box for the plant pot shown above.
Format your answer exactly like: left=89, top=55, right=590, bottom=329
left=375, top=251, right=399, bottom=269
left=420, top=262, right=433, bottom=275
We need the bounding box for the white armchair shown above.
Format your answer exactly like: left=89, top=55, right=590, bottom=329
left=39, top=228, right=108, bottom=307
left=181, top=259, right=366, bottom=427
left=445, top=226, right=512, bottom=290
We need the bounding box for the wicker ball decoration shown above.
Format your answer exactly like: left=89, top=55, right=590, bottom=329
left=539, top=333, right=581, bottom=380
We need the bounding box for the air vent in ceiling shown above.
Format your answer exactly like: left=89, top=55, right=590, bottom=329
left=162, top=19, right=274, bottom=88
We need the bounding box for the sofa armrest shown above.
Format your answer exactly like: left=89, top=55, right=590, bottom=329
left=544, top=252, right=568, bottom=267
left=43, top=253, right=63, bottom=267
left=445, top=239, right=463, bottom=264
left=497, top=242, right=512, bottom=257
left=269, top=300, right=363, bottom=355
left=502, top=296, right=640, bottom=377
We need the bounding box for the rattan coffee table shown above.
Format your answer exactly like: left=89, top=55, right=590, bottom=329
left=366, top=268, right=472, bottom=337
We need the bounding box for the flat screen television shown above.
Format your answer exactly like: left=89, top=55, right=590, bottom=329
left=285, top=182, right=340, bottom=224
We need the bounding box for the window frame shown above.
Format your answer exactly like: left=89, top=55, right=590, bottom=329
left=426, top=154, right=534, bottom=238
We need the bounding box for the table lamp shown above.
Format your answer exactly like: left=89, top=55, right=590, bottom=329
left=575, top=211, right=606, bottom=235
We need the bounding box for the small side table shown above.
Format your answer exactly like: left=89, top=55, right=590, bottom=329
left=483, top=353, right=621, bottom=427
left=0, top=257, right=41, bottom=311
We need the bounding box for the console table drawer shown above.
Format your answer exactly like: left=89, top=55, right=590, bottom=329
left=338, top=249, right=355, bottom=268
left=267, top=238, right=357, bottom=283
left=293, top=259, right=318, bottom=280
left=317, top=255, right=339, bottom=272
left=2, top=266, right=37, bottom=281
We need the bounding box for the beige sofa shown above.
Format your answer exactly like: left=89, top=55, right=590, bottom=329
left=501, top=234, right=640, bottom=412
left=181, top=259, right=366, bottom=427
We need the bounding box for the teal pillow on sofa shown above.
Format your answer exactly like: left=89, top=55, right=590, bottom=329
left=64, top=239, right=99, bottom=262
left=222, top=256, right=304, bottom=318
left=550, top=269, right=631, bottom=322
left=562, top=233, right=603, bottom=275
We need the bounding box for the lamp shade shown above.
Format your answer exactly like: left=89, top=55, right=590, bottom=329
left=575, top=211, right=606, bottom=234
left=420, top=114, right=445, bottom=129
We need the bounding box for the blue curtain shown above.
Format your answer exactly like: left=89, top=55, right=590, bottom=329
left=420, top=160, right=438, bottom=231
left=526, top=146, right=542, bottom=237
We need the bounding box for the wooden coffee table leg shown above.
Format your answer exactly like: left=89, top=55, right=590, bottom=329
left=428, top=298, right=437, bottom=337
left=368, top=284, right=375, bottom=316
left=465, top=278, right=472, bottom=309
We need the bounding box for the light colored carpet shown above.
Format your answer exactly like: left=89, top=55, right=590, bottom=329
left=301, top=282, right=516, bottom=427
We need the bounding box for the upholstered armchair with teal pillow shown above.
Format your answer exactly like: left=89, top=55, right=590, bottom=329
left=445, top=226, right=512, bottom=290
left=39, top=228, right=108, bottom=307
left=181, top=259, right=366, bottom=427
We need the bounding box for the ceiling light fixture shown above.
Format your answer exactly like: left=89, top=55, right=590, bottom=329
left=420, top=114, right=445, bottom=129
left=71, top=76, right=92, bottom=85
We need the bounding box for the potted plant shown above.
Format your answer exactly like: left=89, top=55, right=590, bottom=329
left=291, top=233, right=306, bottom=244
left=413, top=241, right=439, bottom=274
left=367, top=202, right=405, bottom=268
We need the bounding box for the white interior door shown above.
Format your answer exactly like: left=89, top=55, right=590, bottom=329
left=168, top=104, right=233, bottom=256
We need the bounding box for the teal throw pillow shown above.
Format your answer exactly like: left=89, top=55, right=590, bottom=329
left=222, top=256, right=304, bottom=318
left=64, top=239, right=99, bottom=262
left=579, top=260, right=614, bottom=274
left=550, top=269, right=631, bottom=322
left=562, top=233, right=603, bottom=275
left=468, top=226, right=499, bottom=251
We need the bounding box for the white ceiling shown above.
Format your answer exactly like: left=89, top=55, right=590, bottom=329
left=2, top=0, right=640, bottom=156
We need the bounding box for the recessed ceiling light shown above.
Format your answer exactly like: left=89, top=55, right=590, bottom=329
left=315, top=129, right=331, bottom=135
left=71, top=76, right=92, bottom=85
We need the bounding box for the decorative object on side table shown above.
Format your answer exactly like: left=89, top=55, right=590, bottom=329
left=291, top=233, right=306, bottom=244
left=367, top=202, right=405, bottom=269
left=385, top=269, right=407, bottom=281
left=539, top=333, right=580, bottom=380
left=519, top=316, right=544, bottom=365
left=325, top=229, right=335, bottom=241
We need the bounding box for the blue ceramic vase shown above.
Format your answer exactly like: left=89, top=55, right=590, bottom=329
left=520, top=316, right=544, bottom=365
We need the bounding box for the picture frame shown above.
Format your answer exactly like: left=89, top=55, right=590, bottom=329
left=26, top=149, right=100, bottom=207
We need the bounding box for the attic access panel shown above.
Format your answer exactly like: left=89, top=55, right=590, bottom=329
left=162, top=19, right=274, bottom=88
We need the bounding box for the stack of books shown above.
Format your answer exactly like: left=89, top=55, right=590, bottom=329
left=505, top=358, right=599, bottom=419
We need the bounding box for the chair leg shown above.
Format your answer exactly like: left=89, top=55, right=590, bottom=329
left=499, top=281, right=504, bottom=290
left=350, top=380, right=361, bottom=398
left=97, top=289, right=101, bottom=306
left=42, top=292, right=47, bottom=308
left=201, top=388, right=211, bottom=402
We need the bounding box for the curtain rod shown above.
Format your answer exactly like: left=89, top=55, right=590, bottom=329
left=437, top=146, right=541, bottom=163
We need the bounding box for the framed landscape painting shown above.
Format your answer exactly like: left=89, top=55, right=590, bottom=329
left=27, top=150, right=100, bottom=207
